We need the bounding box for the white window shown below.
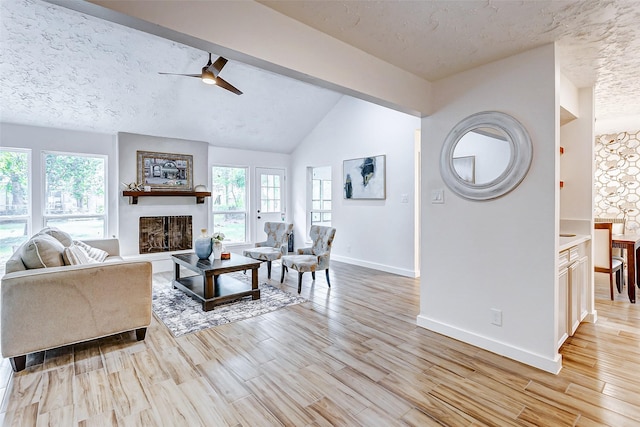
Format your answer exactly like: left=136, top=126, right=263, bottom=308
left=260, top=173, right=282, bottom=213
left=43, top=152, right=106, bottom=239
left=0, top=148, right=31, bottom=267
left=211, top=166, right=247, bottom=243
left=310, top=166, right=332, bottom=227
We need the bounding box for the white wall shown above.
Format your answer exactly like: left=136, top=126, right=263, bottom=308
left=291, top=96, right=421, bottom=277
left=0, top=123, right=118, bottom=237
left=560, top=87, right=595, bottom=228
left=559, top=73, right=579, bottom=119
left=117, top=132, right=209, bottom=258
left=419, top=44, right=561, bottom=373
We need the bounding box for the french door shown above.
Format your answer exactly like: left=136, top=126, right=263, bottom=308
left=254, top=168, right=285, bottom=242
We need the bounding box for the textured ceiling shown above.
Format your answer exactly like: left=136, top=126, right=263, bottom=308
left=0, top=0, right=342, bottom=153
left=1, top=0, right=638, bottom=153
left=260, top=0, right=640, bottom=121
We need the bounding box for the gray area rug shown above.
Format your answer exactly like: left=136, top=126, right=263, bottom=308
left=152, top=274, right=307, bottom=337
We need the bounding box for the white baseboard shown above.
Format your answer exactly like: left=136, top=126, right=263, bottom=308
left=332, top=254, right=419, bottom=278
left=416, top=314, right=563, bottom=374
left=584, top=310, right=597, bottom=323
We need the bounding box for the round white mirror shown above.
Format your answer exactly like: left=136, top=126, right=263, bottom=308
left=440, top=111, right=532, bottom=201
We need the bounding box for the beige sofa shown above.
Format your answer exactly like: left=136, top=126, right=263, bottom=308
left=1, top=236, right=152, bottom=372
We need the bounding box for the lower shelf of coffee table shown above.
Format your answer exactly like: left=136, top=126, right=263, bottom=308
left=172, top=274, right=260, bottom=311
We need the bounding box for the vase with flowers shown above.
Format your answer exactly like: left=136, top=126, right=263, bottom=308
left=194, top=228, right=213, bottom=259
left=211, top=231, right=225, bottom=260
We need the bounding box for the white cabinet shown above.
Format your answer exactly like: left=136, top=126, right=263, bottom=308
left=558, top=242, right=590, bottom=349
left=568, top=260, right=581, bottom=335
left=578, top=255, right=589, bottom=321
left=557, top=263, right=569, bottom=349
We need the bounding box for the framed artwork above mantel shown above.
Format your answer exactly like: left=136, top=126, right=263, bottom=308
left=136, top=150, right=193, bottom=191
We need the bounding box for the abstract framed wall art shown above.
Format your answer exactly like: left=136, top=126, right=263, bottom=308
left=343, top=155, right=386, bottom=199
left=136, top=151, right=193, bottom=191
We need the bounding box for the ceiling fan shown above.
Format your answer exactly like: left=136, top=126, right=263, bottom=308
left=159, top=53, right=243, bottom=95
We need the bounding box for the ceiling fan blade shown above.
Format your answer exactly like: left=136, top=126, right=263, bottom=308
left=215, top=76, right=243, bottom=95
left=158, top=72, right=202, bottom=78
left=208, top=56, right=228, bottom=77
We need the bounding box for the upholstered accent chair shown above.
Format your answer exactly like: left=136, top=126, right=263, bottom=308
left=280, top=225, right=336, bottom=293
left=243, top=222, right=293, bottom=279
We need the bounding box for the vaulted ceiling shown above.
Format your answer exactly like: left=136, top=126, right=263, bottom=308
left=1, top=0, right=639, bottom=154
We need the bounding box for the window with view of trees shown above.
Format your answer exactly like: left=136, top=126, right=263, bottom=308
left=211, top=166, right=247, bottom=243
left=43, top=152, right=106, bottom=239
left=0, top=148, right=31, bottom=268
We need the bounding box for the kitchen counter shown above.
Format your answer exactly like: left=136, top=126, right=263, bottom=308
left=559, top=234, right=590, bottom=252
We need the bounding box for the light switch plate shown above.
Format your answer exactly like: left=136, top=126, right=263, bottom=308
left=431, top=189, right=444, bottom=204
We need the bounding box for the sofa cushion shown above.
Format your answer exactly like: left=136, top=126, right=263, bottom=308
left=62, top=244, right=96, bottom=266
left=5, top=255, right=26, bottom=274
left=74, top=240, right=109, bottom=262
left=20, top=234, right=65, bottom=269
left=37, top=227, right=73, bottom=247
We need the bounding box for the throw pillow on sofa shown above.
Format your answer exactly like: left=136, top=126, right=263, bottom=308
left=62, top=244, right=96, bottom=265
left=20, top=233, right=66, bottom=269
left=73, top=240, right=109, bottom=262
left=37, top=227, right=73, bottom=247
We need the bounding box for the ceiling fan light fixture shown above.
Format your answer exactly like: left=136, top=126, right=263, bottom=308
left=201, top=69, right=216, bottom=85
left=160, top=54, right=240, bottom=94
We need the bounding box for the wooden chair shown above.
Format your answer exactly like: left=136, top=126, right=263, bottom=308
left=595, top=217, right=626, bottom=257
left=594, top=217, right=626, bottom=234
left=594, top=222, right=624, bottom=300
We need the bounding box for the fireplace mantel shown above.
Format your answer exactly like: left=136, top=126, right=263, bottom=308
left=123, top=191, right=211, bottom=205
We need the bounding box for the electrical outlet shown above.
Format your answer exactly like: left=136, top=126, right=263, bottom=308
left=491, top=308, right=502, bottom=326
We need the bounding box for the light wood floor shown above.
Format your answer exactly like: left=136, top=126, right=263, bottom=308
left=1, top=262, right=639, bottom=426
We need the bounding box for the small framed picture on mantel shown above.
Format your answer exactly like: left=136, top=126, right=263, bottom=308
left=136, top=151, right=193, bottom=191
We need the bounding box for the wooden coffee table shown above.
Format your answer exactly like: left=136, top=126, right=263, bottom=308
left=171, top=253, right=261, bottom=311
